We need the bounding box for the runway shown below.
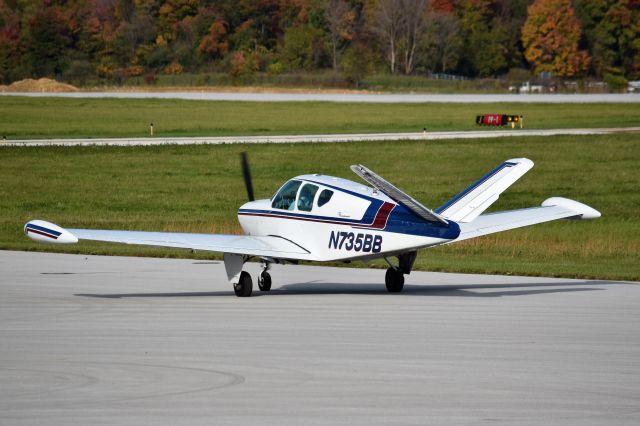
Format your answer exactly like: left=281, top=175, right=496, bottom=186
left=1, top=250, right=639, bottom=425
left=2, top=91, right=640, bottom=103
left=3, top=126, right=639, bottom=147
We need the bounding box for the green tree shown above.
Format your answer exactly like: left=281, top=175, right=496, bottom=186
left=419, top=10, right=462, bottom=73
left=24, top=2, right=72, bottom=77
left=455, top=0, right=514, bottom=77
left=339, top=43, right=373, bottom=86
left=522, top=0, right=590, bottom=78
left=279, top=23, right=326, bottom=70
left=0, top=0, right=21, bottom=82
left=576, top=0, right=640, bottom=79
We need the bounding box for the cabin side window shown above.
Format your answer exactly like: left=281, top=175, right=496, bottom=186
left=317, top=189, right=334, bottom=207
left=271, top=180, right=302, bottom=210
left=297, top=183, right=319, bottom=212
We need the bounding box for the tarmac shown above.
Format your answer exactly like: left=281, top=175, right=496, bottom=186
left=1, top=250, right=639, bottom=425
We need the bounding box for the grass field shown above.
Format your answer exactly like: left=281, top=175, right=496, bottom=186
left=1, top=96, right=640, bottom=139
left=1, top=133, right=638, bottom=281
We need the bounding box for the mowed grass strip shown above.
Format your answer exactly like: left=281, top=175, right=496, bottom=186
left=1, top=133, right=638, bottom=281
left=1, top=96, right=640, bottom=139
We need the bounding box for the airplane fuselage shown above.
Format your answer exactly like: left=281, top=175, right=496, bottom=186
left=237, top=174, right=460, bottom=262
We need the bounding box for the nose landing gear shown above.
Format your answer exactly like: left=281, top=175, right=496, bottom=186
left=258, top=261, right=272, bottom=291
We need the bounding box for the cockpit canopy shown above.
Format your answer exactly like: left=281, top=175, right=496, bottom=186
left=271, top=179, right=334, bottom=212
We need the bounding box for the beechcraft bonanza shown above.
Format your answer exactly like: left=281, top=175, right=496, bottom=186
left=25, top=155, right=600, bottom=297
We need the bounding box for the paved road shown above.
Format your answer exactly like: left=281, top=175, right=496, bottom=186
left=1, top=250, right=639, bottom=425
left=3, top=127, right=639, bottom=147
left=2, top=91, right=640, bottom=103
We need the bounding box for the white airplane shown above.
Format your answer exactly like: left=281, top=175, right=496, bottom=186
left=24, top=156, right=600, bottom=297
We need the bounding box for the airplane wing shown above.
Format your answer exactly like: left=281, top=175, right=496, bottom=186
left=24, top=220, right=314, bottom=260
left=452, top=197, right=601, bottom=242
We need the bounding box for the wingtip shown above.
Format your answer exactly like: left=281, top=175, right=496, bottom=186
left=506, top=157, right=534, bottom=169
left=541, top=197, right=601, bottom=219
left=24, top=220, right=78, bottom=244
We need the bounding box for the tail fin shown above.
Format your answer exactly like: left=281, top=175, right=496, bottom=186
left=435, top=158, right=534, bottom=223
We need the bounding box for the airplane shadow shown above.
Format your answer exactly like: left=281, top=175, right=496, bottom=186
left=277, top=281, right=610, bottom=297
left=76, top=290, right=235, bottom=299
left=75, top=280, right=622, bottom=299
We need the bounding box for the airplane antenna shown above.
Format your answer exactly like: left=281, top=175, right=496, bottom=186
left=241, top=152, right=255, bottom=201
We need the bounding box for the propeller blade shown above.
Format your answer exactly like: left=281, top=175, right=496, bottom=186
left=241, top=152, right=255, bottom=201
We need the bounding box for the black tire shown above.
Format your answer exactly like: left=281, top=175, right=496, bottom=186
left=234, top=271, right=253, bottom=297
left=258, top=271, right=272, bottom=291
left=385, top=267, right=404, bottom=293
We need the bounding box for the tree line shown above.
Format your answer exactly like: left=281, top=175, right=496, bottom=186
left=0, top=0, right=638, bottom=86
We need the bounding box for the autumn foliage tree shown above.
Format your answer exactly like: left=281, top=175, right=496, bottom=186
left=325, top=0, right=356, bottom=71
left=0, top=0, right=635, bottom=86
left=198, top=18, right=229, bottom=59
left=576, top=0, right=640, bottom=80
left=522, top=0, right=591, bottom=78
left=374, top=0, right=428, bottom=74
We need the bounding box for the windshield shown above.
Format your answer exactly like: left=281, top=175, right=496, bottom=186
left=271, top=180, right=302, bottom=210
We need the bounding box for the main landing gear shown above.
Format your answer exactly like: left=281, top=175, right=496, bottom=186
left=234, top=271, right=253, bottom=297
left=383, top=251, right=417, bottom=294
left=228, top=256, right=272, bottom=297
left=228, top=252, right=418, bottom=297
left=385, top=267, right=404, bottom=292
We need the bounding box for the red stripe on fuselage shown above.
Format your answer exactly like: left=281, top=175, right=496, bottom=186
left=26, top=228, right=59, bottom=239
left=370, top=202, right=395, bottom=229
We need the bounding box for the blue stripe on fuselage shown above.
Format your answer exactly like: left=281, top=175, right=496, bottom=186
left=238, top=208, right=374, bottom=225
left=25, top=223, right=62, bottom=237
left=383, top=204, right=460, bottom=239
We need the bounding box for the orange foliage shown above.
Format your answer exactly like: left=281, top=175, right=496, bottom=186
left=429, top=0, right=455, bottom=14
left=198, top=19, right=229, bottom=58
left=522, top=0, right=590, bottom=78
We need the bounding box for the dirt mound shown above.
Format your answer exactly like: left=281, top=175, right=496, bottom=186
left=0, top=78, right=79, bottom=92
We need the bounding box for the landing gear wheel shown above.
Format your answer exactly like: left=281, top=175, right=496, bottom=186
left=234, top=271, right=253, bottom=297
left=258, top=271, right=272, bottom=292
left=385, top=267, right=404, bottom=293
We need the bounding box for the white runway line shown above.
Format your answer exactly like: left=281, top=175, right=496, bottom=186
left=3, top=127, right=639, bottom=147
left=1, top=250, right=639, bottom=425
